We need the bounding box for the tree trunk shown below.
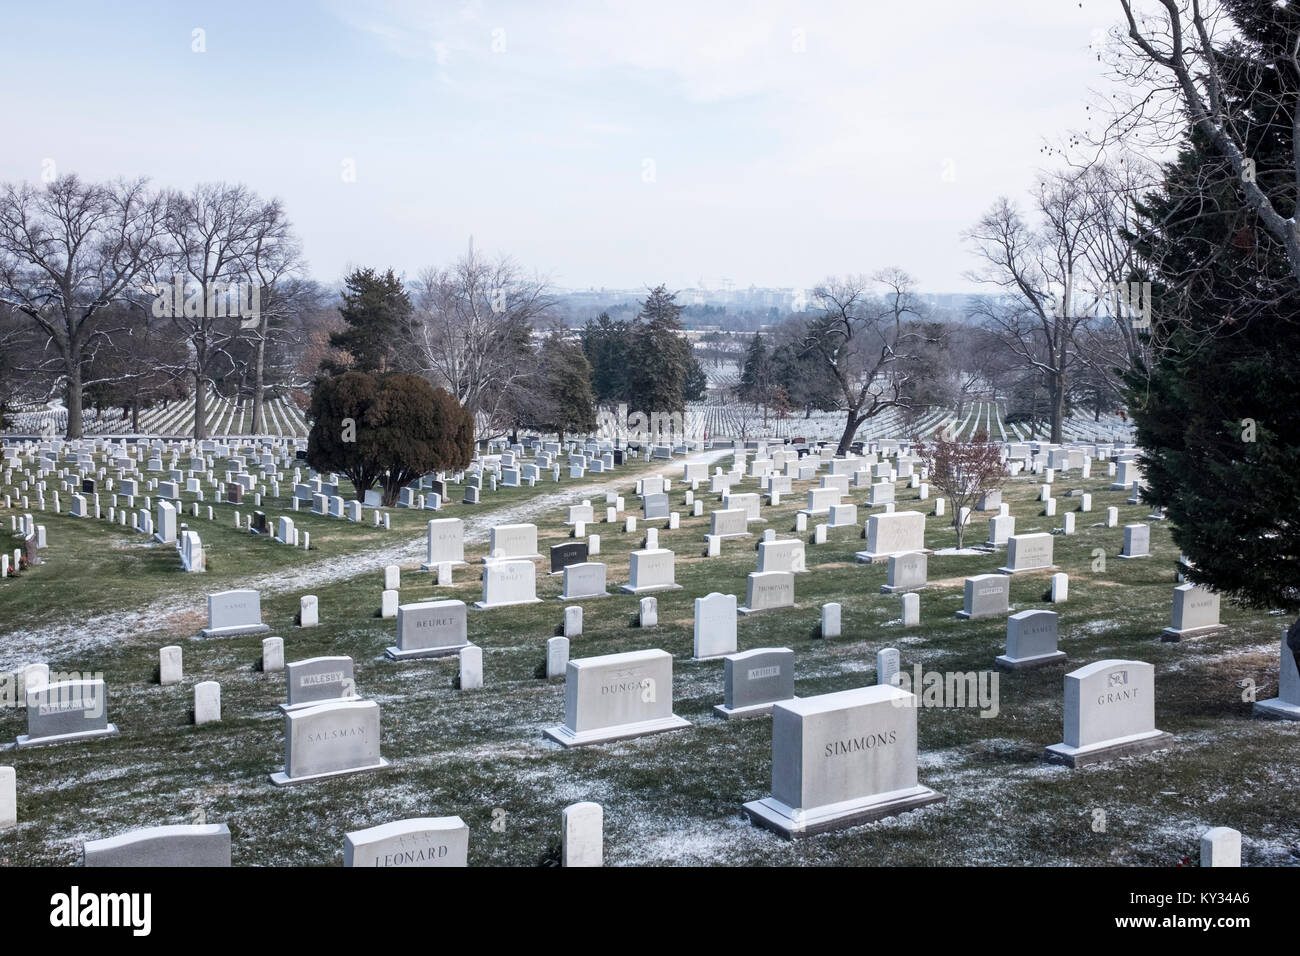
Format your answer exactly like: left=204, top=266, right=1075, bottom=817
left=954, top=505, right=964, bottom=550
left=66, top=360, right=84, bottom=439
left=251, top=313, right=268, bottom=434
left=1050, top=380, right=1065, bottom=444
left=131, top=393, right=140, bottom=432
left=193, top=368, right=207, bottom=440
left=835, top=412, right=864, bottom=457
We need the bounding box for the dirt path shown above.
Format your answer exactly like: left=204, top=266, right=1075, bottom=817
left=1, top=447, right=734, bottom=666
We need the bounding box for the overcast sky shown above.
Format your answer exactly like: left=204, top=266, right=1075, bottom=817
left=0, top=1, right=1119, bottom=294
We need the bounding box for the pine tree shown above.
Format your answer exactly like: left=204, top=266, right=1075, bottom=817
left=531, top=330, right=597, bottom=441
left=1127, top=4, right=1300, bottom=661
left=322, top=268, right=412, bottom=374
left=627, top=285, right=692, bottom=428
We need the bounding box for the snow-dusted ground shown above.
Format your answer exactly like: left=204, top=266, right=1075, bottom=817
left=0, top=446, right=734, bottom=669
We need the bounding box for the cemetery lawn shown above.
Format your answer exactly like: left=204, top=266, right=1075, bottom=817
left=3, top=461, right=1298, bottom=866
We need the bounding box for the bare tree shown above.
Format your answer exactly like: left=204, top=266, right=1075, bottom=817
left=0, top=175, right=165, bottom=438
left=966, top=170, right=1115, bottom=443
left=409, top=244, right=553, bottom=441
left=243, top=202, right=304, bottom=434
left=155, top=182, right=285, bottom=439
left=799, top=269, right=928, bottom=455
left=1115, top=0, right=1300, bottom=285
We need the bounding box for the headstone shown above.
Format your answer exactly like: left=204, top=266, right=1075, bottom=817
left=550, top=541, right=588, bottom=574
left=0, top=767, right=14, bottom=830
left=856, top=511, right=926, bottom=563
left=561, top=562, right=609, bottom=600
left=880, top=551, right=927, bottom=594
left=821, top=603, right=841, bottom=639
left=543, top=649, right=690, bottom=747
left=1051, top=572, right=1069, bottom=603
left=283, top=656, right=358, bottom=711
left=300, top=595, right=319, bottom=627
left=714, top=647, right=796, bottom=719
left=710, top=508, right=750, bottom=540
left=1120, top=524, right=1150, bottom=559
left=1253, top=631, right=1300, bottom=719
left=155, top=500, right=177, bottom=544
left=270, top=699, right=391, bottom=786
left=384, top=564, right=401, bottom=590
left=262, top=637, right=285, bottom=673
left=901, top=592, right=920, bottom=626
left=694, top=592, right=738, bottom=659
left=459, top=645, right=483, bottom=690
left=757, top=538, right=806, bottom=575
left=475, top=560, right=541, bottom=609
left=84, top=824, right=232, bottom=867
left=486, top=523, right=541, bottom=561
left=1044, top=659, right=1172, bottom=767
left=546, top=636, right=570, bottom=680
left=957, top=574, right=1009, bottom=620
left=387, top=600, right=470, bottom=660
left=17, top=679, right=119, bottom=748
left=344, top=817, right=469, bottom=867
left=639, top=596, right=658, bottom=628
left=381, top=589, right=399, bottom=619
left=643, top=493, right=670, bottom=520
left=194, top=681, right=221, bottom=725
left=1200, top=827, right=1242, bottom=868
left=564, top=606, right=583, bottom=638
left=1161, top=584, right=1224, bottom=641
left=877, top=647, right=901, bottom=685
left=159, top=646, right=183, bottom=686
left=996, top=610, right=1067, bottom=671
left=743, top=685, right=944, bottom=838
left=985, top=514, right=1015, bottom=548
left=201, top=589, right=270, bottom=637
left=561, top=803, right=603, bottom=867
left=619, top=549, right=681, bottom=594
left=738, top=570, right=795, bottom=615
left=997, top=533, right=1056, bottom=574
left=423, top=518, right=467, bottom=569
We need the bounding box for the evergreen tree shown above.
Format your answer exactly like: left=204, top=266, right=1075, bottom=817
left=579, top=312, right=632, bottom=405
left=738, top=333, right=771, bottom=404
left=627, top=284, right=692, bottom=423
left=1127, top=3, right=1300, bottom=661
left=322, top=268, right=412, bottom=374
left=307, top=371, right=473, bottom=506
left=682, top=352, right=708, bottom=402
left=529, top=330, right=597, bottom=441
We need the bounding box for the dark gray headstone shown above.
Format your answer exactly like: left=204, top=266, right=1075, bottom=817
left=550, top=541, right=589, bottom=574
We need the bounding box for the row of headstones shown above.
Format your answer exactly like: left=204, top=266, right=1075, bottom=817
left=3, top=513, right=45, bottom=577
left=534, top=643, right=1262, bottom=851
left=0, top=807, right=606, bottom=867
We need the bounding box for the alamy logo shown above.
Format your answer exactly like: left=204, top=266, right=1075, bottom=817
left=595, top=403, right=686, bottom=443
left=151, top=276, right=261, bottom=329
left=50, top=886, right=152, bottom=936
